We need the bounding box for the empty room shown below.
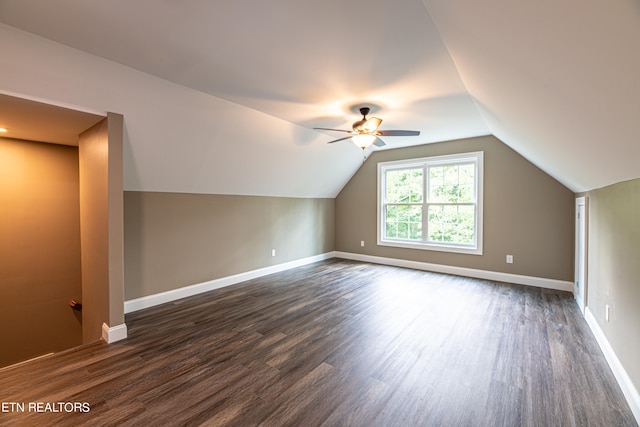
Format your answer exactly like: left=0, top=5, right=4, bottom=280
left=0, top=1, right=639, bottom=425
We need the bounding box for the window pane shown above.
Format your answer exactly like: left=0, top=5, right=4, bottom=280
left=385, top=204, right=422, bottom=241
left=386, top=205, right=397, bottom=221
left=397, top=205, right=410, bottom=222
left=458, top=163, right=475, bottom=202
left=409, top=222, right=422, bottom=240
left=457, top=205, right=475, bottom=244
left=386, top=168, right=423, bottom=203
left=443, top=165, right=458, bottom=187
left=428, top=204, right=475, bottom=245
left=429, top=163, right=475, bottom=204
left=385, top=221, right=398, bottom=239
left=459, top=163, right=475, bottom=185
left=427, top=205, right=444, bottom=242
left=429, top=167, right=445, bottom=203
left=398, top=221, right=409, bottom=239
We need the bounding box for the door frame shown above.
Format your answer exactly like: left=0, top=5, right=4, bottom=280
left=574, top=196, right=588, bottom=313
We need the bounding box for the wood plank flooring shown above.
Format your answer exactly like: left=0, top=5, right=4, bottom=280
left=0, top=259, right=636, bottom=426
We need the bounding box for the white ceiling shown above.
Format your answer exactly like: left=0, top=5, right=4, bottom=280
left=1, top=0, right=639, bottom=194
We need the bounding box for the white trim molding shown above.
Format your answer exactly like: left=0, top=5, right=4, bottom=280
left=585, top=307, right=640, bottom=424
left=124, top=252, right=335, bottom=314
left=334, top=251, right=574, bottom=292
left=101, top=323, right=128, bottom=344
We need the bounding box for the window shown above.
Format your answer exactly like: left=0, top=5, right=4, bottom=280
left=377, top=152, right=483, bottom=255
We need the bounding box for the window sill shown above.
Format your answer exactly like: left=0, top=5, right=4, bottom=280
left=377, top=239, right=483, bottom=255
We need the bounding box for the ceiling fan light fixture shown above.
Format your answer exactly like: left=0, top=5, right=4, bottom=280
left=314, top=106, right=419, bottom=150
left=352, top=133, right=377, bottom=149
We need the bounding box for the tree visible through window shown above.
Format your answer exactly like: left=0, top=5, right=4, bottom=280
left=378, top=152, right=483, bottom=255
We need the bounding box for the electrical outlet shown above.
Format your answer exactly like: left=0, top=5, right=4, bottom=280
left=360, top=240, right=365, bottom=247
left=506, top=255, right=513, bottom=264
left=271, top=249, right=276, bottom=257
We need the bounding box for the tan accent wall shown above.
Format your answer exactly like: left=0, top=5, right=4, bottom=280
left=79, top=113, right=124, bottom=343
left=0, top=137, right=82, bottom=367
left=124, top=193, right=335, bottom=300
left=586, top=178, right=640, bottom=391
left=336, top=135, right=574, bottom=281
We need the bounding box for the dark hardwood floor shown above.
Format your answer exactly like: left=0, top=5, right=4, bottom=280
left=0, top=259, right=636, bottom=426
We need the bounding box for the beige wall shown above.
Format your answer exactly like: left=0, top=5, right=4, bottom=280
left=586, top=178, right=640, bottom=391
left=0, top=137, right=82, bottom=367
left=106, top=113, right=125, bottom=327
left=79, top=113, right=124, bottom=343
left=124, top=192, right=335, bottom=300
left=336, top=135, right=575, bottom=281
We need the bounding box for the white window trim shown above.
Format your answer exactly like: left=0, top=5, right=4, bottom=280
left=377, top=151, right=484, bottom=255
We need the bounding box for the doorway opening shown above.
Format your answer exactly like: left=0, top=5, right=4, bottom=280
left=0, top=93, right=125, bottom=368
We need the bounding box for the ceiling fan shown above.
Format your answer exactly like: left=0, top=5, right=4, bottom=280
left=314, top=107, right=420, bottom=149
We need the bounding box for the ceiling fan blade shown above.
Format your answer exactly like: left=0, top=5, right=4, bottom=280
left=326, top=136, right=354, bottom=144
left=377, top=130, right=420, bottom=136
left=373, top=137, right=386, bottom=147
left=314, top=127, right=352, bottom=133
left=362, top=117, right=382, bottom=133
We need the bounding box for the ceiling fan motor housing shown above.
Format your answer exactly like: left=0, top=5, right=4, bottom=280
left=352, top=107, right=372, bottom=132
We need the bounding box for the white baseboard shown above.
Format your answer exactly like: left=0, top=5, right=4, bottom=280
left=334, top=251, right=574, bottom=292
left=585, top=307, right=640, bottom=424
left=101, top=322, right=128, bottom=344
left=126, top=251, right=573, bottom=314
left=124, top=252, right=335, bottom=314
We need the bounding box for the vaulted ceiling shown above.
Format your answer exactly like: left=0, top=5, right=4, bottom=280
left=1, top=0, right=639, bottom=196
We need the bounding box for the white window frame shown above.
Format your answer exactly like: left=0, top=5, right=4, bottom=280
left=377, top=151, right=484, bottom=255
